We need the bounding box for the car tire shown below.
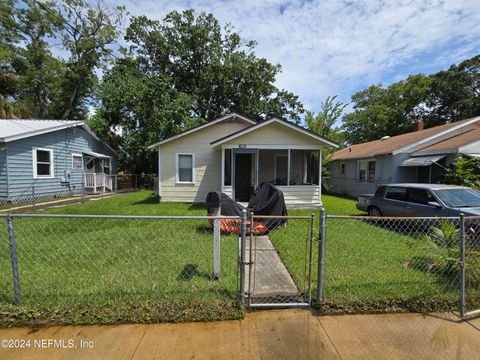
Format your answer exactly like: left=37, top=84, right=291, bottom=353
left=368, top=206, right=382, bottom=217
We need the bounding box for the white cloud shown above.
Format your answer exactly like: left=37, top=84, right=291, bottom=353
left=106, top=0, right=480, bottom=112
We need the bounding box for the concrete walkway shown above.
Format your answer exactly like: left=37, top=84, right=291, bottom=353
left=245, top=235, right=301, bottom=303
left=1, top=311, right=479, bottom=359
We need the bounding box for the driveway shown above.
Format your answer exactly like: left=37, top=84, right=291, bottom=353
left=0, top=311, right=479, bottom=359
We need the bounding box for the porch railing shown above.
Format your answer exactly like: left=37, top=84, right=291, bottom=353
left=84, top=173, right=114, bottom=191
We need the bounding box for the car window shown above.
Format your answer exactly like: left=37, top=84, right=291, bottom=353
left=385, top=186, right=407, bottom=201
left=434, top=188, right=480, bottom=207
left=407, top=188, right=435, bottom=205
left=375, top=186, right=387, bottom=198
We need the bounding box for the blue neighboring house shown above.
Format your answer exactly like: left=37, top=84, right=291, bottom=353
left=0, top=119, right=118, bottom=204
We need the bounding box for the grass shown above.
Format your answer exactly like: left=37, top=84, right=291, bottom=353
left=269, top=196, right=472, bottom=314
left=1, top=191, right=477, bottom=326
left=0, top=192, right=242, bottom=326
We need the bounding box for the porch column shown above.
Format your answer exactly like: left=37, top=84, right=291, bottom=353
left=318, top=149, right=322, bottom=203
left=287, top=149, right=291, bottom=186
left=221, top=147, right=225, bottom=193
left=157, top=148, right=162, bottom=198
left=255, top=149, right=259, bottom=188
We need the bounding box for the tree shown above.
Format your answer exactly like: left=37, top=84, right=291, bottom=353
left=305, top=95, right=346, bottom=144
left=0, top=0, right=124, bottom=119
left=342, top=75, right=432, bottom=144
left=305, top=96, right=346, bottom=187
left=425, top=55, right=480, bottom=127
left=341, top=55, right=479, bottom=144
left=96, top=10, right=304, bottom=172
left=14, top=0, right=63, bottom=118
left=55, top=0, right=124, bottom=119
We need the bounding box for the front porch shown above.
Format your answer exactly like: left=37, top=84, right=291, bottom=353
left=221, top=147, right=322, bottom=206
left=84, top=173, right=116, bottom=194
left=82, top=153, right=115, bottom=194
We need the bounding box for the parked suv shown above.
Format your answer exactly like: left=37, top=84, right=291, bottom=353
left=356, top=183, right=480, bottom=217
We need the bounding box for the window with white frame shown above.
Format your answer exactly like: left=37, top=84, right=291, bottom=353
left=72, top=153, right=83, bottom=170
left=33, top=148, right=54, bottom=178
left=357, top=159, right=376, bottom=182
left=176, top=153, right=194, bottom=183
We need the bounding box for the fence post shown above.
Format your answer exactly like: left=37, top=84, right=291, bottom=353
left=81, top=177, right=85, bottom=203
left=317, top=206, right=326, bottom=302
left=32, top=186, right=36, bottom=212
left=114, top=175, right=118, bottom=194
left=247, top=211, right=254, bottom=308
left=7, top=215, right=21, bottom=305
left=213, top=208, right=221, bottom=280
left=307, top=212, right=315, bottom=305
left=135, top=175, right=138, bottom=192
left=239, top=209, right=247, bottom=307
left=459, top=213, right=465, bottom=318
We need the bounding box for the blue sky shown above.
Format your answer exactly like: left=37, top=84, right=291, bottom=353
left=106, top=0, right=480, bottom=115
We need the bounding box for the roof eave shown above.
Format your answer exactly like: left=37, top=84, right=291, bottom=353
left=148, top=113, right=256, bottom=149
left=210, top=118, right=339, bottom=148
left=392, top=116, right=480, bottom=155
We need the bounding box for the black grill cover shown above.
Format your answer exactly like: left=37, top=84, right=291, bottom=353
left=248, top=182, right=287, bottom=228
left=206, top=192, right=245, bottom=216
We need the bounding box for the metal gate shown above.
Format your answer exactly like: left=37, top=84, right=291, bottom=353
left=244, top=213, right=316, bottom=309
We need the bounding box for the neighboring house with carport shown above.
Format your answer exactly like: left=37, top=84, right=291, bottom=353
left=328, top=116, right=480, bottom=198
left=0, top=119, right=118, bottom=204
left=148, top=113, right=338, bottom=205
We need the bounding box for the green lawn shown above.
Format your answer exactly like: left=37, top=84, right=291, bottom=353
left=270, top=195, right=464, bottom=313
left=0, top=192, right=242, bottom=326
left=0, top=191, right=475, bottom=326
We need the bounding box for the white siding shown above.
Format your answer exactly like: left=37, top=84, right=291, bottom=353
left=223, top=186, right=232, bottom=198
left=278, top=185, right=320, bottom=204
left=223, top=122, right=322, bottom=146
left=159, top=122, right=249, bottom=202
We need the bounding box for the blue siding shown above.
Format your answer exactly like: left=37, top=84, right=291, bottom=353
left=0, top=145, right=7, bottom=198
left=1, top=127, right=117, bottom=201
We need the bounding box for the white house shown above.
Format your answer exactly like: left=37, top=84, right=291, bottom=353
left=148, top=113, right=338, bottom=205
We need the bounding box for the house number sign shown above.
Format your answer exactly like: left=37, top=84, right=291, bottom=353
left=238, top=144, right=247, bottom=148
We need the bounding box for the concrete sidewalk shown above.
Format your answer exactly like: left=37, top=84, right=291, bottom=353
left=0, top=311, right=479, bottom=360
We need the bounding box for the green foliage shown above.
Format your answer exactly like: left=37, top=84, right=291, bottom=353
left=342, top=74, right=432, bottom=144
left=342, top=55, right=479, bottom=144
left=305, top=95, right=346, bottom=144
left=426, top=55, right=480, bottom=126
left=305, top=95, right=346, bottom=186
left=0, top=0, right=124, bottom=119
left=441, top=156, right=480, bottom=190
left=96, top=9, right=304, bottom=172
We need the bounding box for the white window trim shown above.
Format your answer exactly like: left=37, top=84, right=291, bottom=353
left=274, top=154, right=288, bottom=183
left=72, top=153, right=84, bottom=170
left=175, top=153, right=195, bottom=184
left=32, top=147, right=54, bottom=179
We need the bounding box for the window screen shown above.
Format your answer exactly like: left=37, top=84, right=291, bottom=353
left=72, top=154, right=83, bottom=169
left=178, top=154, right=193, bottom=182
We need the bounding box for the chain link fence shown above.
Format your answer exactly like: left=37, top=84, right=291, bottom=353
left=116, top=174, right=157, bottom=193
left=0, top=214, right=240, bottom=311
left=0, top=210, right=478, bottom=323
left=0, top=174, right=158, bottom=211
left=317, top=214, right=480, bottom=317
